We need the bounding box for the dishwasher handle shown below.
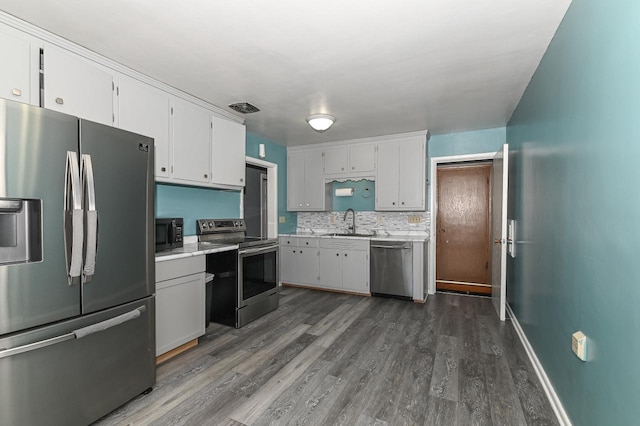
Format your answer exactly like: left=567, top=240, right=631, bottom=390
left=370, top=244, right=412, bottom=249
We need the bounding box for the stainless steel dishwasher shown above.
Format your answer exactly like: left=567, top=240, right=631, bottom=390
left=370, top=240, right=413, bottom=299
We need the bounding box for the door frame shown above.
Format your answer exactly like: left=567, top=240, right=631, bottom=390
left=244, top=157, right=278, bottom=238
left=428, top=152, right=497, bottom=295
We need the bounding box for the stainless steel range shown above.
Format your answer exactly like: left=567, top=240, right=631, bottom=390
left=197, top=219, right=279, bottom=328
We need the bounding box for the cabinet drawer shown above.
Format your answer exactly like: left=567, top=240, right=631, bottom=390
left=156, top=255, right=205, bottom=282
left=296, top=237, right=319, bottom=248
left=319, top=238, right=369, bottom=251
left=279, top=237, right=298, bottom=247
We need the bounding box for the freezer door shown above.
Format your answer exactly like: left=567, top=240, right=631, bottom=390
left=0, top=99, right=81, bottom=335
left=0, top=296, right=155, bottom=426
left=79, top=120, right=154, bottom=313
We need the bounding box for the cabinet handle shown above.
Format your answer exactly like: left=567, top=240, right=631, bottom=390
left=161, top=167, right=166, bottom=172
left=306, top=203, right=310, bottom=207
left=351, top=166, right=354, bottom=170
left=300, top=250, right=303, bottom=253
left=392, top=202, right=396, bottom=205
left=240, top=178, right=244, bottom=182
left=55, top=97, right=64, bottom=105
left=11, top=88, right=22, bottom=96
left=204, top=174, right=208, bottom=179
left=299, top=203, right=303, bottom=207
left=344, top=253, right=348, bottom=257
left=293, top=250, right=296, bottom=253
left=336, top=253, right=339, bottom=256
left=341, top=167, right=344, bottom=171
left=306, top=242, right=309, bottom=245
left=401, top=201, right=405, bottom=205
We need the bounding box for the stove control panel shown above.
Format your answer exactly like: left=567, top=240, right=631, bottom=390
left=196, top=218, right=246, bottom=235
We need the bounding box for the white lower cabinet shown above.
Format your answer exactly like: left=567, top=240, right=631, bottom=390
left=279, top=237, right=319, bottom=286
left=155, top=255, right=206, bottom=356
left=319, top=238, right=369, bottom=294
left=280, top=236, right=370, bottom=294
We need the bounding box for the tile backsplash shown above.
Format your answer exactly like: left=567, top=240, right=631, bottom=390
left=296, top=211, right=431, bottom=234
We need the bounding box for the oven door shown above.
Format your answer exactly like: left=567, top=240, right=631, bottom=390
left=238, top=244, right=279, bottom=307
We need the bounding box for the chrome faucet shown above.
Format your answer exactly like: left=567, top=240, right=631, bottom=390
left=344, top=208, right=356, bottom=234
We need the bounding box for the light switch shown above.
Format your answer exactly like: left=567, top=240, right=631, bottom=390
left=279, top=216, right=286, bottom=224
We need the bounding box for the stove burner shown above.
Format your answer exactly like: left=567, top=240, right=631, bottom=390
left=196, top=218, right=277, bottom=249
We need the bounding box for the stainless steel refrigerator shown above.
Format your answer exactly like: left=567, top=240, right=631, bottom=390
left=0, top=99, right=155, bottom=425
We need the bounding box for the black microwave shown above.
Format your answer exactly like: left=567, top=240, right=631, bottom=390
left=155, top=218, right=184, bottom=252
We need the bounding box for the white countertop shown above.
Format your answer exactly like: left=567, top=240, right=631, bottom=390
left=278, top=231, right=429, bottom=242
left=155, top=242, right=238, bottom=262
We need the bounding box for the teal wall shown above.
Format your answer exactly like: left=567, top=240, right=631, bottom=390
left=331, top=180, right=375, bottom=211
left=155, top=184, right=240, bottom=235
left=429, top=127, right=506, bottom=158
left=506, top=1, right=640, bottom=424
left=246, top=132, right=296, bottom=233
left=428, top=127, right=506, bottom=208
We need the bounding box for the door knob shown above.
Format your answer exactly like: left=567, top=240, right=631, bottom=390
left=494, top=239, right=504, bottom=244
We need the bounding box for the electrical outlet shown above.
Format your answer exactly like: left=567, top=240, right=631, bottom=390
left=377, top=215, right=383, bottom=224
left=408, top=215, right=422, bottom=224
left=572, top=331, right=587, bottom=361
left=279, top=216, right=286, bottom=224
left=330, top=214, right=335, bottom=224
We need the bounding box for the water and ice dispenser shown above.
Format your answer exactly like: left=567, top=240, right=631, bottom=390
left=0, top=198, right=42, bottom=265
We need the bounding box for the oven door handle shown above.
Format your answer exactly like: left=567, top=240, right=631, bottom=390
left=239, top=245, right=279, bottom=255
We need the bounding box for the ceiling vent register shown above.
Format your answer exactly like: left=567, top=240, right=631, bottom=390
left=228, top=102, right=260, bottom=114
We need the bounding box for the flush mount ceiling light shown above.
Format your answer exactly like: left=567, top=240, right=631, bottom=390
left=306, top=114, right=335, bottom=132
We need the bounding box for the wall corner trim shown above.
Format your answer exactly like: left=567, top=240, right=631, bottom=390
left=506, top=304, right=572, bottom=426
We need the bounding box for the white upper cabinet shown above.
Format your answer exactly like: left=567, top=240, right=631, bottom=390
left=211, top=115, right=246, bottom=187
left=117, top=75, right=171, bottom=178
left=0, top=30, right=31, bottom=104
left=348, top=144, right=375, bottom=174
left=323, top=144, right=375, bottom=178
left=43, top=44, right=113, bottom=126
left=323, top=146, right=349, bottom=175
left=375, top=136, right=426, bottom=211
left=171, top=97, right=211, bottom=185
left=287, top=149, right=331, bottom=211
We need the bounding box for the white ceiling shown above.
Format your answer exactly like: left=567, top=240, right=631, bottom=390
left=0, top=0, right=571, bottom=146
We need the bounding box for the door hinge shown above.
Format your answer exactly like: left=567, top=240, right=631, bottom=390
left=116, top=86, right=119, bottom=96
left=112, top=113, right=115, bottom=123
left=112, top=81, right=114, bottom=91
left=485, top=261, right=489, bottom=269
left=171, top=107, right=174, bottom=115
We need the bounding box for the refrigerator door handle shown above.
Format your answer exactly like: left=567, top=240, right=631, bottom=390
left=64, top=151, right=83, bottom=285
left=82, top=154, right=98, bottom=283
left=0, top=306, right=146, bottom=360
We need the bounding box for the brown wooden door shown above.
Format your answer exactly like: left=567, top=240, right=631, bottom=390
left=436, top=163, right=492, bottom=294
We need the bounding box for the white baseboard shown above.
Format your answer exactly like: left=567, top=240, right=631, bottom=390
left=506, top=304, right=572, bottom=426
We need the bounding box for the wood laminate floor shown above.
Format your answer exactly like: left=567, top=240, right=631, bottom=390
left=95, top=288, right=558, bottom=426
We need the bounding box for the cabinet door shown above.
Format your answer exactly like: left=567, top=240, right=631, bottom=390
left=349, top=144, right=375, bottom=173
left=287, top=151, right=306, bottom=210
left=279, top=246, right=296, bottom=283
left=171, top=97, right=211, bottom=184
left=304, top=150, right=325, bottom=209
left=319, top=249, right=343, bottom=289
left=118, top=76, right=171, bottom=178
left=43, top=44, right=113, bottom=126
left=297, top=248, right=319, bottom=285
left=156, top=272, right=205, bottom=355
left=342, top=250, right=369, bottom=294
left=211, top=116, right=246, bottom=186
left=375, top=141, right=400, bottom=209
left=323, top=146, right=349, bottom=175
left=0, top=31, right=30, bottom=104
left=398, top=138, right=426, bottom=210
